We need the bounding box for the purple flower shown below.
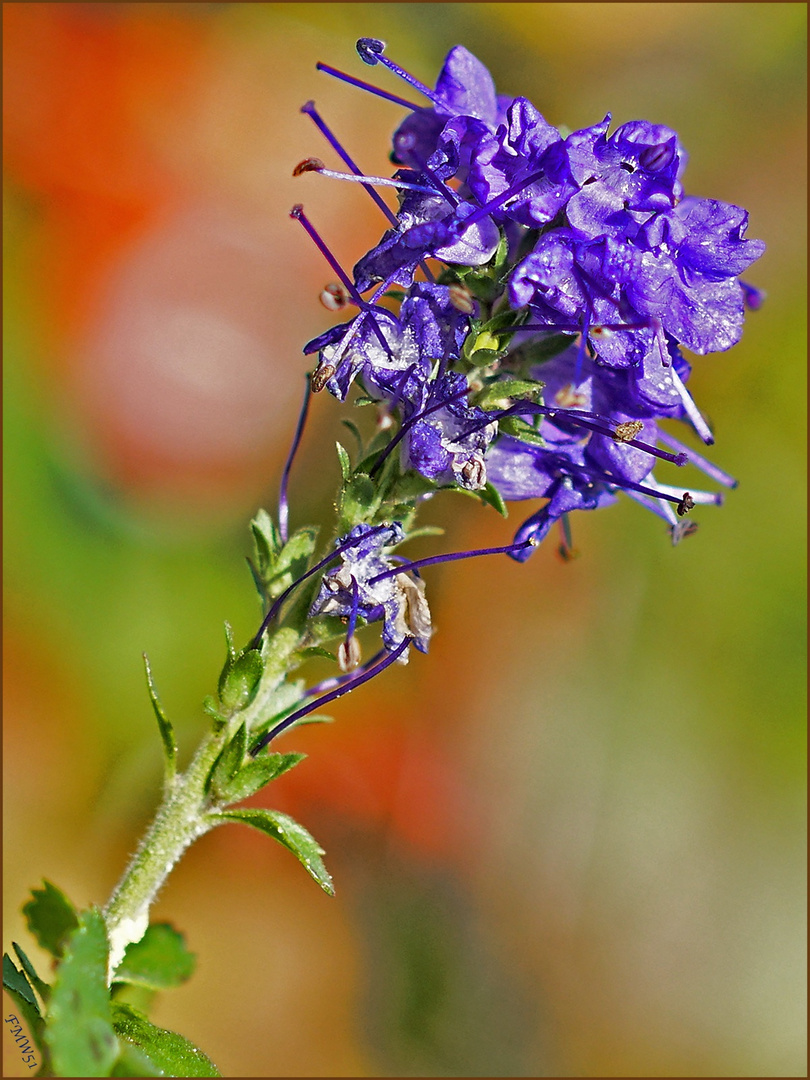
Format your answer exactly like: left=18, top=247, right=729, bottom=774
left=309, top=522, right=432, bottom=655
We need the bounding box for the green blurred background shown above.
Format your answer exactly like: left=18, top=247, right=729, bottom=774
left=4, top=4, right=806, bottom=1076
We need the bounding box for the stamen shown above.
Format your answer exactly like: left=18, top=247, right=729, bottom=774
left=320, top=283, right=350, bottom=311
left=656, top=430, right=737, bottom=488
left=252, top=522, right=392, bottom=647
left=356, top=38, right=446, bottom=109
left=457, top=169, right=549, bottom=231
left=368, top=538, right=537, bottom=585
left=395, top=132, right=459, bottom=206
left=653, top=483, right=722, bottom=507
left=249, top=637, right=411, bottom=754
left=304, top=162, right=439, bottom=195
left=668, top=364, right=714, bottom=445
left=290, top=205, right=392, bottom=355
left=316, top=61, right=420, bottom=110
left=278, top=375, right=312, bottom=544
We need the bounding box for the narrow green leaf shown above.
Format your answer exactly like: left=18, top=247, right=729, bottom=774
left=335, top=440, right=352, bottom=481
left=4, top=952, right=39, bottom=1012
left=297, top=645, right=336, bottom=661
left=202, top=695, right=228, bottom=729
left=113, top=923, right=196, bottom=991
left=111, top=1003, right=220, bottom=1077
left=404, top=525, right=446, bottom=542
left=22, top=880, right=79, bottom=959
left=12, top=942, right=50, bottom=1003
left=45, top=909, right=118, bottom=1078
left=498, top=414, right=547, bottom=446
left=211, top=808, right=334, bottom=896
left=143, top=654, right=177, bottom=782
left=218, top=649, right=263, bottom=713
left=479, top=481, right=508, bottom=518
left=215, top=752, right=305, bottom=805
left=476, top=377, right=544, bottom=408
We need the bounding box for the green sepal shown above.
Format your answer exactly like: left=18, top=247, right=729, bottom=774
left=44, top=908, right=118, bottom=1078
left=12, top=941, right=50, bottom=1003
left=214, top=752, right=305, bottom=806
left=476, top=377, right=544, bottom=408
left=498, top=414, right=547, bottom=446
left=479, top=481, right=508, bottom=517
left=338, top=472, right=377, bottom=531
left=143, top=654, right=177, bottom=782
left=267, top=526, right=319, bottom=599
left=218, top=649, right=263, bottom=713
left=249, top=508, right=281, bottom=578
left=207, top=722, right=247, bottom=796
left=386, top=470, right=438, bottom=503
left=335, top=440, right=352, bottom=481
left=22, top=880, right=79, bottom=959
left=210, top=808, right=334, bottom=896
left=111, top=1003, right=220, bottom=1077
left=112, top=923, right=196, bottom=991
left=297, top=645, right=336, bottom=661
left=202, top=695, right=229, bottom=729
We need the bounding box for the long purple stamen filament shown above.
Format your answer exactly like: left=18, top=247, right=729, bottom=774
left=291, top=205, right=392, bottom=356
left=345, top=576, right=361, bottom=640
left=306, top=649, right=387, bottom=698
left=301, top=101, right=399, bottom=226
left=278, top=375, right=312, bottom=544
left=252, top=523, right=391, bottom=647
left=316, top=61, right=420, bottom=110
left=250, top=637, right=411, bottom=754
left=357, top=43, right=446, bottom=109
left=456, top=169, right=548, bottom=230
left=368, top=539, right=535, bottom=585
left=657, top=429, right=736, bottom=487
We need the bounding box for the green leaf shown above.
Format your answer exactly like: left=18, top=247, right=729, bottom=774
left=202, top=695, right=228, bottom=728
left=12, top=941, right=50, bottom=1003
left=297, top=645, right=336, bottom=661
left=340, top=418, right=364, bottom=456
left=270, top=526, right=319, bottom=594
left=111, top=1003, right=220, bottom=1077
left=45, top=909, right=119, bottom=1078
left=214, top=752, right=305, bottom=805
left=478, top=481, right=508, bottom=517
left=218, top=649, right=264, bottom=713
left=498, top=414, right=547, bottom=446
left=518, top=331, right=576, bottom=365
left=335, top=440, right=352, bottom=481
left=211, top=808, right=334, bottom=896
left=208, top=723, right=248, bottom=796
left=143, top=654, right=177, bottom=782
left=113, top=923, right=196, bottom=991
left=22, top=880, right=79, bottom=959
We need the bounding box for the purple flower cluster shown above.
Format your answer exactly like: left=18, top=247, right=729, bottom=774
left=280, top=39, right=763, bottom=663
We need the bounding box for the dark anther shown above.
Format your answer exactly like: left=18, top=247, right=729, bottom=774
left=293, top=157, right=325, bottom=176
left=677, top=491, right=696, bottom=516
left=357, top=37, right=385, bottom=65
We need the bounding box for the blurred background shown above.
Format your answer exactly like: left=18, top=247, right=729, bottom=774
left=3, top=3, right=806, bottom=1076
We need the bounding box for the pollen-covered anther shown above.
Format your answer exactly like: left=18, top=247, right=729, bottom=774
left=554, top=383, right=588, bottom=409
left=311, top=363, right=336, bottom=393
left=293, top=157, right=325, bottom=176
left=337, top=635, right=362, bottom=673
left=319, top=283, right=349, bottom=311
left=460, top=456, right=486, bottom=489
left=677, top=491, right=696, bottom=516
left=613, top=420, right=644, bottom=443
left=448, top=283, right=475, bottom=315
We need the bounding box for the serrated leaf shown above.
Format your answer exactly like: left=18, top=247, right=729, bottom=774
left=215, top=752, right=305, bottom=805
left=22, top=880, right=79, bottom=959
left=2, top=956, right=46, bottom=1066
left=45, top=909, right=118, bottom=1077
left=143, top=654, right=177, bottom=782
left=111, top=1003, right=220, bottom=1077
left=218, top=650, right=263, bottom=713
left=211, top=809, right=334, bottom=896
left=12, top=941, right=50, bottom=1003
left=113, top=923, right=196, bottom=991
left=335, top=440, right=352, bottom=481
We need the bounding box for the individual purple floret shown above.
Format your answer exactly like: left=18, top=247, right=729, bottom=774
left=309, top=522, right=432, bottom=657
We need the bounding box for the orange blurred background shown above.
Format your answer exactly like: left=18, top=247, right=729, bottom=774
left=4, top=4, right=806, bottom=1077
